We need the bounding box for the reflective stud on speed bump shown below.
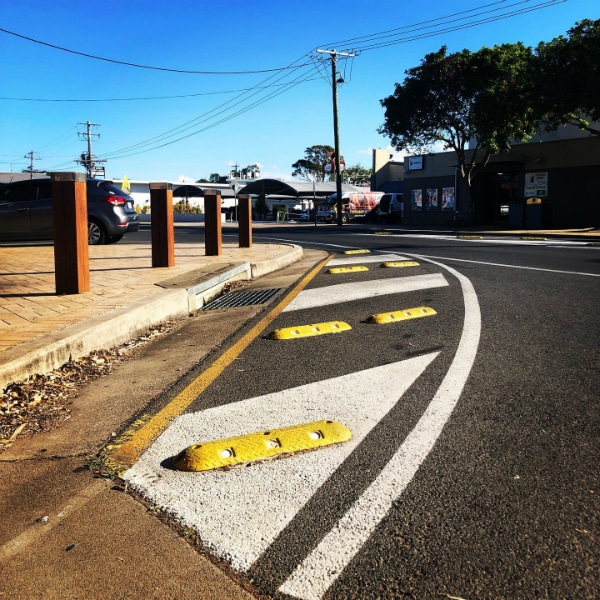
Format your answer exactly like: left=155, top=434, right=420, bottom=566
left=366, top=306, right=437, bottom=324
left=267, top=321, right=352, bottom=340
left=171, top=420, right=352, bottom=472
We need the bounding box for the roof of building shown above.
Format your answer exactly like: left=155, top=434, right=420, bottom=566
left=236, top=178, right=366, bottom=198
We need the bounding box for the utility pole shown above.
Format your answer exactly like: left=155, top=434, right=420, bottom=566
left=317, top=48, right=355, bottom=226
left=23, top=150, right=41, bottom=179
left=76, top=121, right=106, bottom=178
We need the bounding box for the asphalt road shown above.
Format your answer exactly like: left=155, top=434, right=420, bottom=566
left=125, top=223, right=599, bottom=599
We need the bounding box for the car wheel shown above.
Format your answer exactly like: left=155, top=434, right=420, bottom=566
left=88, top=219, right=107, bottom=245
left=342, top=213, right=349, bottom=223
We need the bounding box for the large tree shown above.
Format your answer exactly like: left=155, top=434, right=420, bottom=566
left=291, top=145, right=334, bottom=182
left=343, top=164, right=372, bottom=186
left=533, top=19, right=600, bottom=135
left=379, top=43, right=536, bottom=212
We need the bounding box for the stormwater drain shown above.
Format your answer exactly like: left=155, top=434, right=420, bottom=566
left=203, top=288, right=283, bottom=310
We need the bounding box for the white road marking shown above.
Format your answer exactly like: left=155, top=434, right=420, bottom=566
left=279, top=257, right=481, bottom=600
left=355, top=232, right=592, bottom=247
left=327, top=253, right=409, bottom=265
left=123, top=353, right=438, bottom=572
left=283, top=273, right=448, bottom=312
left=415, top=253, right=600, bottom=277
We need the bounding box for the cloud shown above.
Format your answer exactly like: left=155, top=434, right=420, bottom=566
left=178, top=174, right=196, bottom=183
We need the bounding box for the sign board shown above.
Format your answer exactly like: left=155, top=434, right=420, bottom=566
left=408, top=156, right=423, bottom=171
left=524, top=172, right=548, bottom=197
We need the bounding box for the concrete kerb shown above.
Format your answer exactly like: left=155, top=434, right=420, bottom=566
left=0, top=288, right=189, bottom=392
left=0, top=244, right=304, bottom=390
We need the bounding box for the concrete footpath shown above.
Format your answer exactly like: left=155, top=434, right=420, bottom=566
left=0, top=238, right=303, bottom=391
left=0, top=235, right=315, bottom=600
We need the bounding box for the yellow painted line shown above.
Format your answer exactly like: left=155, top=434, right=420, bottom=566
left=380, top=261, right=419, bottom=268
left=366, top=306, right=437, bottom=324
left=372, top=231, right=391, bottom=235
left=521, top=236, right=548, bottom=241
left=267, top=321, right=351, bottom=340
left=171, top=420, right=352, bottom=472
left=328, top=266, right=369, bottom=274
left=457, top=235, right=483, bottom=239
left=108, top=254, right=334, bottom=472
left=343, top=249, right=370, bottom=255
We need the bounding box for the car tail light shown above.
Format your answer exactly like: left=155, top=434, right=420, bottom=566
left=100, top=195, right=127, bottom=206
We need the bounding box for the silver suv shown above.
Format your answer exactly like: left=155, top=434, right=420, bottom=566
left=0, top=177, right=140, bottom=244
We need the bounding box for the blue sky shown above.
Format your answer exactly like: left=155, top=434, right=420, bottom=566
left=1, top=0, right=598, bottom=183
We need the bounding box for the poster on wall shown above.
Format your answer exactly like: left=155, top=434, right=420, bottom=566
left=524, top=172, right=548, bottom=197
left=442, top=187, right=455, bottom=210
left=426, top=188, right=438, bottom=210
left=411, top=189, right=423, bottom=210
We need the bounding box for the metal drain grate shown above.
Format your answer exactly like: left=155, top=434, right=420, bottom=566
left=203, top=288, right=283, bottom=310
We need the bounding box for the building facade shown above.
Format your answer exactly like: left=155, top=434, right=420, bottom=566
left=373, top=127, right=600, bottom=229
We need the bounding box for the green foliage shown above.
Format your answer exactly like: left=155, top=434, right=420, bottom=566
left=292, top=144, right=334, bottom=182
left=173, top=200, right=203, bottom=214
left=379, top=43, right=537, bottom=192
left=343, top=164, right=372, bottom=186
left=533, top=19, right=600, bottom=135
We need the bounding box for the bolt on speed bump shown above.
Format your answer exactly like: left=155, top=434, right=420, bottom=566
left=343, top=249, right=370, bottom=254
left=365, top=306, right=437, bottom=324
left=328, top=266, right=369, bottom=274
left=380, top=261, right=420, bottom=268
left=267, top=321, right=352, bottom=339
left=171, top=420, right=352, bottom=472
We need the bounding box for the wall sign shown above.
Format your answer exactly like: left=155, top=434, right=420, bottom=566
left=524, top=172, right=548, bottom=197
left=408, top=156, right=424, bottom=170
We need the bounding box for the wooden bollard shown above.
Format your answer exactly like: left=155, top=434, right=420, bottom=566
left=204, top=189, right=222, bottom=256
left=150, top=182, right=175, bottom=268
left=237, top=194, right=252, bottom=248
left=51, top=172, right=90, bottom=295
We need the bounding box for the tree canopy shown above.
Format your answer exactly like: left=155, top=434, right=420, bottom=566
left=291, top=145, right=334, bottom=182
left=533, top=19, right=600, bottom=135
left=344, top=164, right=372, bottom=186
left=378, top=19, right=600, bottom=205
left=379, top=43, right=536, bottom=193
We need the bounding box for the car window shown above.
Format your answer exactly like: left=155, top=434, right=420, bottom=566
left=98, top=181, right=131, bottom=197
left=0, top=181, right=38, bottom=203
left=37, top=182, right=52, bottom=199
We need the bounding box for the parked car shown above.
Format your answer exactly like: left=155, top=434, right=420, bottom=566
left=0, top=177, right=140, bottom=244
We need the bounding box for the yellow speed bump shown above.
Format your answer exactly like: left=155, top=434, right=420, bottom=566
left=381, top=261, right=419, bottom=268
left=171, top=420, right=352, bottom=471
left=457, top=235, right=483, bottom=239
left=268, top=321, right=351, bottom=339
left=521, top=236, right=548, bottom=241
left=328, top=266, right=369, bottom=274
left=343, top=249, right=370, bottom=254
left=366, top=306, right=436, bottom=324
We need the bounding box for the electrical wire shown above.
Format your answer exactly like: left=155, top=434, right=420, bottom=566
left=0, top=79, right=323, bottom=103
left=11, top=0, right=567, bottom=169
left=317, top=0, right=566, bottom=54
left=0, top=26, right=313, bottom=75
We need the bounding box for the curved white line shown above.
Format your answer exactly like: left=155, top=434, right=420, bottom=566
left=280, top=255, right=481, bottom=600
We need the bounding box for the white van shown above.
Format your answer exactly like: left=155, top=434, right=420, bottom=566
left=377, top=193, right=403, bottom=223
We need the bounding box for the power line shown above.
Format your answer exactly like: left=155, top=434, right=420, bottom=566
left=0, top=26, right=312, bottom=75
left=92, top=53, right=319, bottom=159
left=317, top=0, right=566, bottom=54
left=0, top=78, right=323, bottom=103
